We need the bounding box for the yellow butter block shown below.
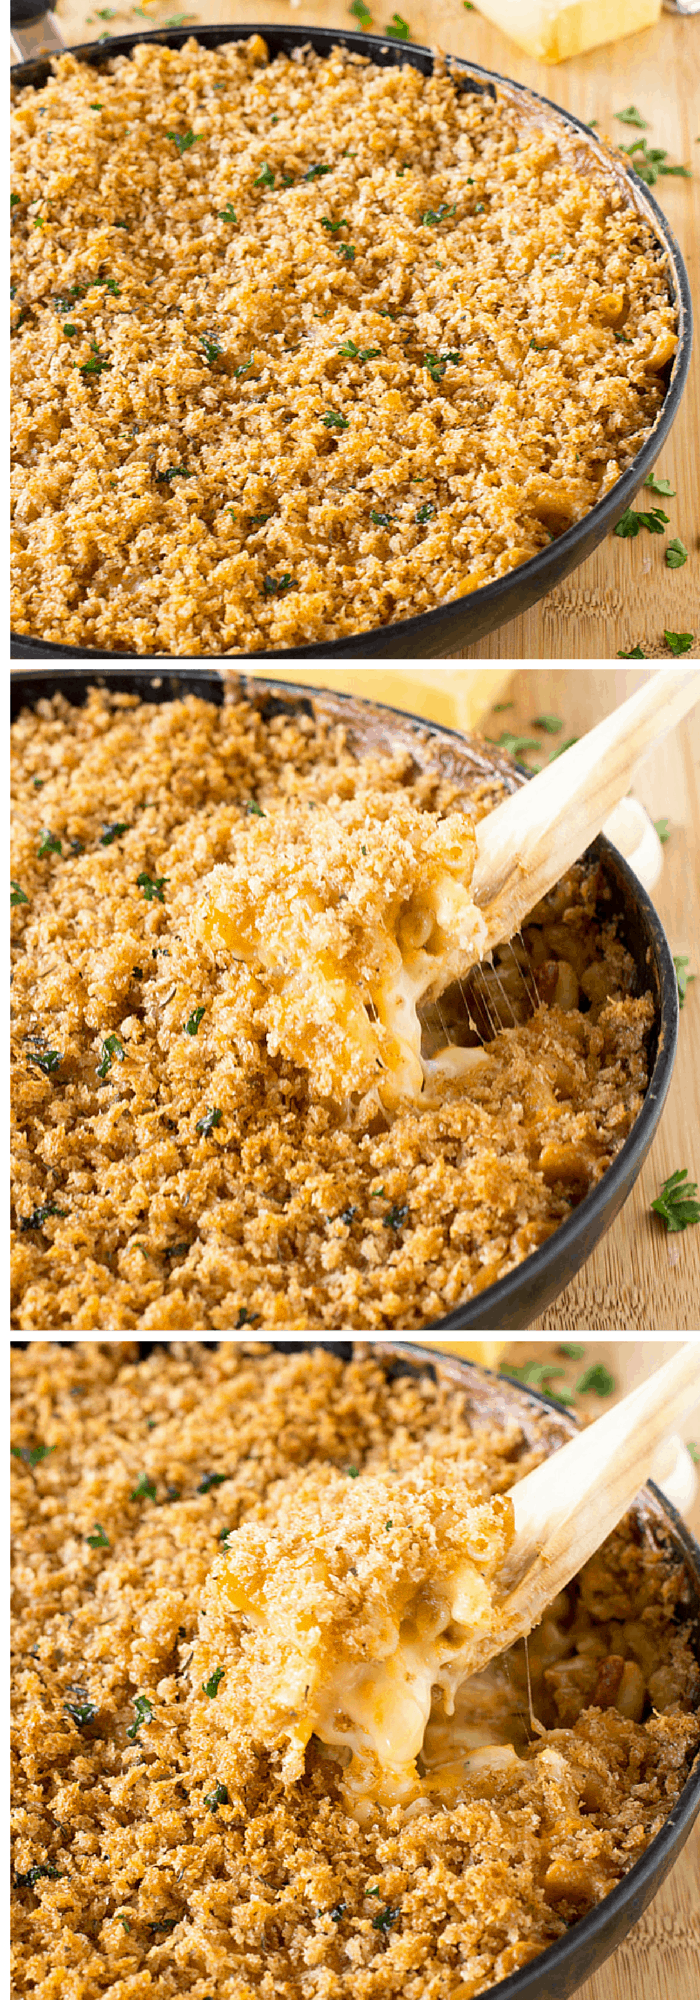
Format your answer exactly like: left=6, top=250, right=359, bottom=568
left=244, top=668, right=513, bottom=735
left=474, top=0, right=661, bottom=62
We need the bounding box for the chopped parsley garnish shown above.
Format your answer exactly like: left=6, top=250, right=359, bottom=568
left=372, top=1905, right=400, bottom=1931
left=12, top=1442, right=54, bottom=1467
left=341, top=1203, right=358, bottom=1224
left=160, top=464, right=192, bottom=482
left=97, top=1033, right=125, bottom=1079
left=37, top=828, right=62, bottom=858
left=86, top=1523, right=110, bottom=1548
left=330, top=1901, right=348, bottom=1921
left=117, top=1917, right=131, bottom=1932
left=11, top=881, right=28, bottom=906
left=305, top=164, right=332, bottom=180
left=615, top=105, right=648, bottom=128
left=15, top=1863, right=61, bottom=1888
left=198, top=1471, right=227, bottom=1493
left=423, top=350, right=460, bottom=381
left=26, top=1048, right=62, bottom=1076
left=203, top=1666, right=225, bottom=1698
left=350, top=0, right=372, bottom=18
left=321, top=411, right=349, bottom=429
left=204, top=1782, right=229, bottom=1812
left=11, top=192, right=20, bottom=208
left=346, top=1467, right=360, bottom=1478
left=136, top=871, right=167, bottom=902
left=100, top=821, right=129, bottom=844
left=614, top=505, right=669, bottom=538
left=370, top=508, right=391, bottom=526
left=63, top=323, right=77, bottom=337
left=383, top=1204, right=408, bottom=1231
left=688, top=1442, right=699, bottom=1465
left=532, top=714, right=562, bottom=734
left=97, top=276, right=121, bottom=297
left=651, top=1169, right=700, bottom=1233
left=490, top=731, right=542, bottom=760
left=234, top=356, right=254, bottom=379
left=664, top=630, right=694, bottom=655
left=167, top=129, right=200, bottom=155
left=415, top=502, right=435, bottom=524
left=421, top=203, right=456, bottom=226
left=386, top=14, right=410, bottom=38
left=20, top=1202, right=68, bottom=1232
left=185, top=1007, right=206, bottom=1035
left=130, top=1474, right=157, bottom=1501
left=255, top=162, right=275, bottom=187
left=64, top=1690, right=98, bottom=1726
left=557, top=1342, right=586, bottom=1359
left=235, top=1306, right=260, bottom=1327
left=324, top=218, right=350, bottom=235
left=127, top=1693, right=154, bottom=1739
left=218, top=203, right=237, bottom=224
left=666, top=537, right=688, bottom=569
left=645, top=473, right=675, bottom=498
left=617, top=644, right=646, bottom=658
left=336, top=243, right=356, bottom=261
left=530, top=339, right=548, bottom=352
left=200, top=333, right=223, bottom=365
left=575, top=1364, right=616, bottom=1397
left=262, top=572, right=295, bottom=595
left=673, top=956, right=695, bottom=1009
left=654, top=817, right=671, bottom=843
left=502, top=1361, right=569, bottom=1398
left=246, top=800, right=265, bottom=815
left=79, top=339, right=110, bottom=377
left=196, top=1108, right=222, bottom=1136
left=621, top=138, right=691, bottom=185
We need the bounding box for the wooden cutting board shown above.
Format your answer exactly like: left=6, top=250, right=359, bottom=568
left=41, top=0, right=700, bottom=660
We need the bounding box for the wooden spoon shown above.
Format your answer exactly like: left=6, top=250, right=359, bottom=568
left=460, top=1342, right=700, bottom=1681
left=471, top=668, right=700, bottom=957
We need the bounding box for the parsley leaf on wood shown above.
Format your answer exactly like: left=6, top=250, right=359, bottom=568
left=615, top=105, right=649, bottom=127
left=665, top=537, right=688, bottom=569
left=673, top=956, right=695, bottom=1008
left=349, top=0, right=372, bottom=18
left=617, top=644, right=646, bottom=657
left=614, top=505, right=669, bottom=538
left=653, top=817, right=671, bottom=843
left=664, top=630, right=694, bottom=655
left=645, top=473, right=676, bottom=498
left=575, top=1364, right=616, bottom=1397
left=651, top=1169, right=700, bottom=1232
left=533, top=714, right=562, bottom=734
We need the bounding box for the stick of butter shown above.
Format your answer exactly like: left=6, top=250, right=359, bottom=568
left=474, top=0, right=661, bottom=61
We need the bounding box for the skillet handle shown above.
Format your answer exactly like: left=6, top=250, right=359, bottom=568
left=11, top=3, right=65, bottom=61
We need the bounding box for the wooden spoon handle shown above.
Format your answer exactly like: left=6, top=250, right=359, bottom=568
left=464, top=1343, right=700, bottom=1677
left=471, top=668, right=700, bottom=953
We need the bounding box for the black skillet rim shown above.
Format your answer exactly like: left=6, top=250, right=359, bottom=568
left=10, top=666, right=680, bottom=1334
left=9, top=23, right=694, bottom=662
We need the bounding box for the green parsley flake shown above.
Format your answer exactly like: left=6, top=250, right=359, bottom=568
left=97, top=1033, right=125, bottom=1079
left=26, top=1047, right=62, bottom=1076
left=645, top=473, right=676, bottom=498
left=203, top=1666, right=225, bottom=1698
left=185, top=1006, right=206, bottom=1035
left=37, top=828, right=62, bottom=858
left=20, top=1202, right=67, bottom=1232
left=64, top=1691, right=98, bottom=1726
left=127, top=1694, right=154, bottom=1739
left=196, top=1108, right=222, bottom=1136
left=615, top=105, right=649, bottom=127
left=533, top=714, right=562, bottom=734
left=321, top=411, right=349, bottom=429
left=130, top=1474, right=157, bottom=1501
left=653, top=818, right=671, bottom=843
left=86, top=1523, right=110, bottom=1548
left=349, top=0, right=372, bottom=19
left=167, top=129, right=200, bottom=155
left=204, top=1782, right=229, bottom=1811
left=617, top=644, right=646, bottom=658
left=664, top=631, right=694, bottom=655
left=218, top=203, right=237, bottom=224
left=11, top=881, right=28, bottom=906
left=12, top=1442, right=54, bottom=1467
left=665, top=537, right=688, bottom=569
left=386, top=15, right=410, bottom=38
left=100, top=821, right=129, bottom=845
left=137, top=871, right=167, bottom=902
left=370, top=508, right=391, bottom=526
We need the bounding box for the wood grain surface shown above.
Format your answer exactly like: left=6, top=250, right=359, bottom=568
left=477, top=667, right=700, bottom=1331
left=424, top=1338, right=700, bottom=2000
left=41, top=0, right=699, bottom=661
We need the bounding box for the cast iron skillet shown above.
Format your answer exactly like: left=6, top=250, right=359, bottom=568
left=45, top=1336, right=698, bottom=1999
left=10, top=21, right=693, bottom=660
left=11, top=667, right=679, bottom=1332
